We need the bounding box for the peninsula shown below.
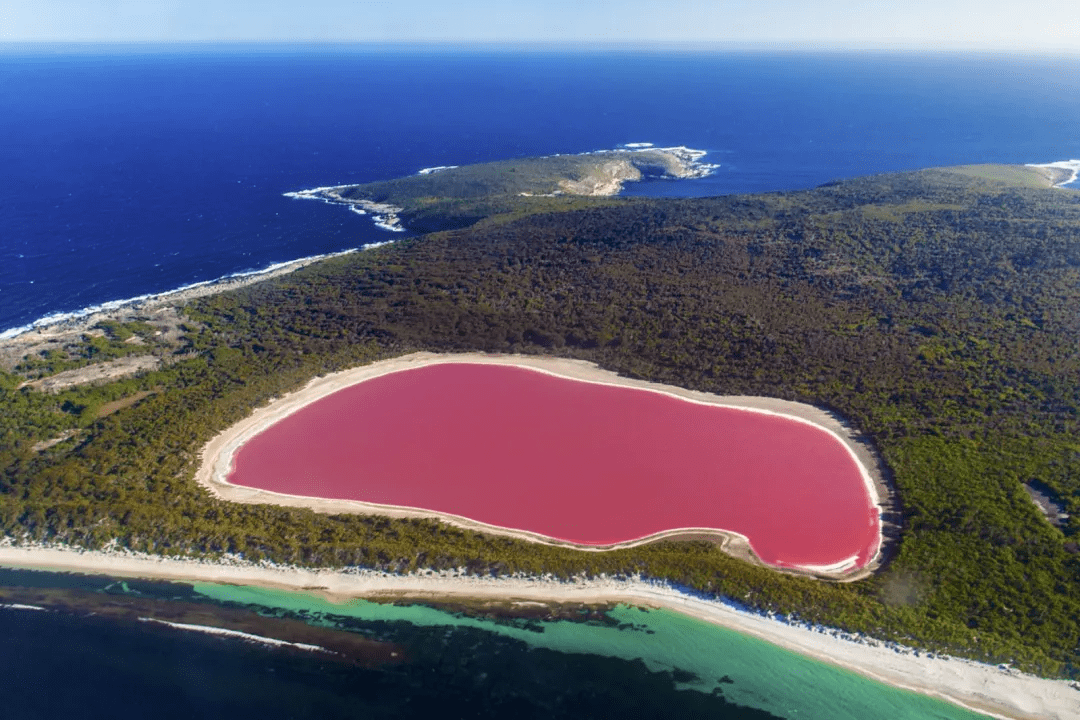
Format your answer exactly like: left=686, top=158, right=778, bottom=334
left=285, top=145, right=718, bottom=231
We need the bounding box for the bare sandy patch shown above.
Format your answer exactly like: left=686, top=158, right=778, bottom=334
left=196, top=351, right=895, bottom=580
left=31, top=429, right=80, bottom=453
left=95, top=389, right=158, bottom=419
left=21, top=355, right=162, bottom=393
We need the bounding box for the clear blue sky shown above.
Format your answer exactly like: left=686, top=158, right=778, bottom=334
left=2, top=0, right=1078, bottom=51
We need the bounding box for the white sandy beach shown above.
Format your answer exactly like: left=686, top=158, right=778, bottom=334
left=196, top=351, right=894, bottom=579
left=0, top=542, right=1074, bottom=720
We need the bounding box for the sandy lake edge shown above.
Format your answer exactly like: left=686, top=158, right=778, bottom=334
left=196, top=351, right=894, bottom=579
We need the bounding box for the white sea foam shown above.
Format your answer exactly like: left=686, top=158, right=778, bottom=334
left=1026, top=159, right=1080, bottom=186
left=637, top=145, right=721, bottom=178
left=417, top=165, right=458, bottom=175
left=138, top=617, right=327, bottom=652
left=285, top=187, right=406, bottom=232
left=1, top=266, right=307, bottom=341
left=0, top=603, right=46, bottom=611
left=372, top=218, right=405, bottom=232
left=361, top=239, right=398, bottom=250
left=582, top=144, right=720, bottom=179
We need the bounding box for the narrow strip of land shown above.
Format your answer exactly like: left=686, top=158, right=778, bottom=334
left=0, top=543, right=1073, bottom=720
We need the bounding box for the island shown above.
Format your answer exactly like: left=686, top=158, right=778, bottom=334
left=2, top=155, right=1080, bottom=718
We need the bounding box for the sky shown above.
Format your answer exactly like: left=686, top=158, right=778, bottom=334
left=1, top=0, right=1078, bottom=52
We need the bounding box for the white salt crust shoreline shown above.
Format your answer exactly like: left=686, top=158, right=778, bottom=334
left=197, top=351, right=889, bottom=579
left=0, top=543, right=1075, bottom=720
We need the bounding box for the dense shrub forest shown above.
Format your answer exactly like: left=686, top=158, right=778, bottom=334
left=2, top=165, right=1080, bottom=678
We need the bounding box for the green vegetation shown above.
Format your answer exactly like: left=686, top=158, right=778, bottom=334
left=323, top=148, right=703, bottom=232
left=13, top=321, right=164, bottom=380
left=14, top=334, right=147, bottom=379
left=2, top=164, right=1080, bottom=678
left=94, top=319, right=156, bottom=342
left=940, top=164, right=1065, bottom=189
left=342, top=149, right=688, bottom=203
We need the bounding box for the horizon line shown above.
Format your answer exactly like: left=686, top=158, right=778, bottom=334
left=1, top=40, right=1079, bottom=57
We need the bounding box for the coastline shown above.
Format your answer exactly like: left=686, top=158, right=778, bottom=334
left=196, top=351, right=893, bottom=580
left=0, top=541, right=1074, bottom=720
left=0, top=249, right=359, bottom=343
left=284, top=186, right=408, bottom=232
left=1025, top=160, right=1080, bottom=187
left=0, top=245, right=407, bottom=368
left=3, top=155, right=1075, bottom=715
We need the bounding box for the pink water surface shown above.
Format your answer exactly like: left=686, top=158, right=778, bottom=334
left=228, top=363, right=880, bottom=569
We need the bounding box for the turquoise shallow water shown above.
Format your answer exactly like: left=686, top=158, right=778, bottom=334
left=194, top=583, right=990, bottom=720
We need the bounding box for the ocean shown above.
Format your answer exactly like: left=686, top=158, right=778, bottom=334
left=1, top=46, right=1074, bottom=716
left=3, top=47, right=1080, bottom=334
left=0, top=567, right=989, bottom=719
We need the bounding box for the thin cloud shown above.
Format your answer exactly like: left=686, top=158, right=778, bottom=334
left=2, top=0, right=1078, bottom=51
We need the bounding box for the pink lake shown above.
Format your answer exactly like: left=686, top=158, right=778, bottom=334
left=228, top=363, right=880, bottom=570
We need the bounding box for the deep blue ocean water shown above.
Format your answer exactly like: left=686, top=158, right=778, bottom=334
left=4, top=47, right=1080, bottom=334
left=0, top=569, right=993, bottom=719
